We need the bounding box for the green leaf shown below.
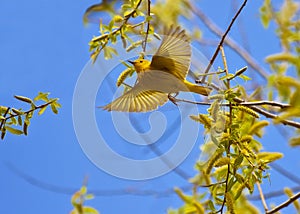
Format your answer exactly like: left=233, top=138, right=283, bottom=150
left=51, top=103, right=58, bottom=114
left=220, top=74, right=234, bottom=81
left=24, top=117, right=30, bottom=126
left=82, top=206, right=99, bottom=214
left=23, top=122, right=28, bottom=136
left=0, top=106, right=9, bottom=114
left=5, top=126, right=23, bottom=135
left=34, top=92, right=50, bottom=102
left=290, top=137, right=300, bottom=147
left=14, top=95, right=32, bottom=104
left=235, top=173, right=245, bottom=184
left=257, top=152, right=283, bottom=163
left=85, top=194, right=94, bottom=200
left=53, top=101, right=62, bottom=108
left=126, top=40, right=143, bottom=52
left=239, top=74, right=252, bottom=81
left=227, top=177, right=235, bottom=191
left=10, top=117, right=17, bottom=125
left=121, top=3, right=132, bottom=11
left=259, top=0, right=272, bottom=28
left=108, top=19, right=115, bottom=31
left=80, top=186, right=87, bottom=195
left=207, top=200, right=216, bottom=211
left=234, top=155, right=244, bottom=168
left=12, top=108, right=22, bottom=115
left=18, top=115, right=22, bottom=126
left=38, top=106, right=47, bottom=115
left=103, top=46, right=118, bottom=60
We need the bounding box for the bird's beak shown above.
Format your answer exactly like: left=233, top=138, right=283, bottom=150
left=128, top=60, right=135, bottom=65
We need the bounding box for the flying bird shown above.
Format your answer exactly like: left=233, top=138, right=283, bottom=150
left=102, top=26, right=211, bottom=112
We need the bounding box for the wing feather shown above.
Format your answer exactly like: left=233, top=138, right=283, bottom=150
left=150, top=26, right=191, bottom=80
left=102, top=86, right=168, bottom=112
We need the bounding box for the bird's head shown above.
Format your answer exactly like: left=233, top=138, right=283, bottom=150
left=128, top=59, right=151, bottom=72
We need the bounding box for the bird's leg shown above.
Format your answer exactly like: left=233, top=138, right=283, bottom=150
left=168, top=92, right=179, bottom=106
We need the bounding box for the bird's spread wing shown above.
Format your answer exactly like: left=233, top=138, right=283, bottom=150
left=150, top=26, right=191, bottom=80
left=102, top=76, right=169, bottom=112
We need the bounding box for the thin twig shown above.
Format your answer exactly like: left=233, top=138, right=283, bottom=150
left=220, top=46, right=230, bottom=89
left=91, top=0, right=143, bottom=43
left=186, top=1, right=269, bottom=80
left=142, top=0, right=151, bottom=52
left=0, top=107, right=10, bottom=130
left=195, top=70, right=226, bottom=77
left=257, top=181, right=269, bottom=212
left=266, top=192, right=300, bottom=214
left=218, top=45, right=232, bottom=214
left=171, top=97, right=290, bottom=109
left=199, top=180, right=226, bottom=188
left=219, top=165, right=230, bottom=214
left=193, top=0, right=248, bottom=84
left=247, top=105, right=300, bottom=129
left=169, top=95, right=300, bottom=129
left=233, top=96, right=300, bottom=129
left=5, top=100, right=56, bottom=121
left=236, top=101, right=290, bottom=109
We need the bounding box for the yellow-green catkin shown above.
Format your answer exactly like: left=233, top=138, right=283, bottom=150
left=214, top=157, right=230, bottom=167
left=205, top=149, right=224, bottom=174
left=226, top=192, right=235, bottom=214
left=190, top=114, right=212, bottom=129
left=241, top=135, right=253, bottom=143
left=234, top=105, right=259, bottom=118
left=210, top=100, right=220, bottom=121
left=248, top=120, right=269, bottom=135
left=289, top=137, right=300, bottom=147
left=208, top=93, right=225, bottom=101
left=116, top=68, right=134, bottom=87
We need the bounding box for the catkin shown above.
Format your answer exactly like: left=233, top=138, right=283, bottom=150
left=116, top=68, right=134, bottom=87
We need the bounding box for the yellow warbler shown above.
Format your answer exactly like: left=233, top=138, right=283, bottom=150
left=103, top=26, right=211, bottom=112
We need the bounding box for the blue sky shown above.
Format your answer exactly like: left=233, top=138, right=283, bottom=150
left=0, top=0, right=299, bottom=213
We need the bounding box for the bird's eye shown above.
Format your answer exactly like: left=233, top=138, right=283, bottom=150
left=140, top=60, right=143, bottom=63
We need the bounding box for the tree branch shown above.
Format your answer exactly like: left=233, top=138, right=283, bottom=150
left=142, top=0, right=151, bottom=52
left=186, top=1, right=269, bottom=80
left=266, top=192, right=300, bottom=214
left=257, top=181, right=269, bottom=212
left=0, top=107, right=10, bottom=130
left=172, top=97, right=290, bottom=109
left=91, top=0, right=143, bottom=44
left=169, top=95, right=300, bottom=129
left=5, top=100, right=56, bottom=121
left=190, top=0, right=248, bottom=84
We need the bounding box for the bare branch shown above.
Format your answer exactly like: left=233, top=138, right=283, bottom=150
left=186, top=1, right=269, bottom=80
left=0, top=107, right=10, bottom=130
left=142, top=0, right=151, bottom=52
left=172, top=97, right=290, bottom=109
left=92, top=0, right=143, bottom=43
left=190, top=0, right=248, bottom=83
left=246, top=105, right=300, bottom=129
left=266, top=192, right=300, bottom=214
left=169, top=95, right=300, bottom=129
left=257, top=182, right=269, bottom=212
